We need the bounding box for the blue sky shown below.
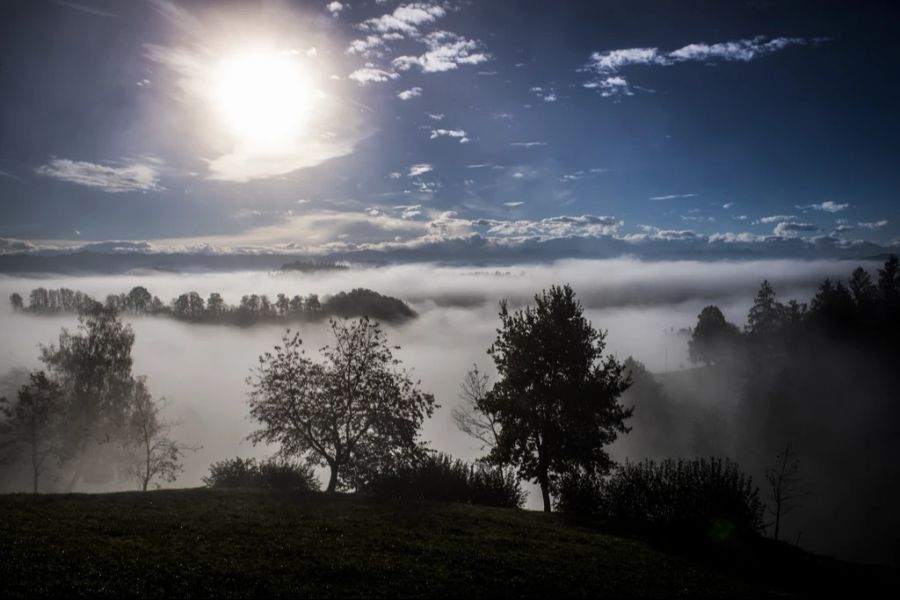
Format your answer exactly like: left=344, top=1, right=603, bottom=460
left=0, top=0, right=898, bottom=260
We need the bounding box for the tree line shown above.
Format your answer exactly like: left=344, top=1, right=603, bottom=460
left=10, top=286, right=417, bottom=325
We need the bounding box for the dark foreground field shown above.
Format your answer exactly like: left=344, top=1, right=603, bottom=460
left=0, top=489, right=893, bottom=598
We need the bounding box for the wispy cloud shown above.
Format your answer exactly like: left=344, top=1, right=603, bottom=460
left=349, top=65, right=400, bottom=84
left=756, top=214, right=796, bottom=224
left=584, top=36, right=815, bottom=97
left=797, top=201, right=850, bottom=213
left=858, top=220, right=888, bottom=230
left=35, top=158, right=163, bottom=193
left=429, top=129, right=469, bottom=143
left=649, top=193, right=697, bottom=201
left=53, top=0, right=120, bottom=19
left=407, top=163, right=433, bottom=177
left=510, top=141, right=546, bottom=148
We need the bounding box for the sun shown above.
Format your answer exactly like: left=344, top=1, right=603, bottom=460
left=211, top=48, right=314, bottom=147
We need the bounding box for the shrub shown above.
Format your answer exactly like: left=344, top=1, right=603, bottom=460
left=366, top=452, right=525, bottom=509
left=203, top=457, right=319, bottom=491
left=556, top=458, right=764, bottom=543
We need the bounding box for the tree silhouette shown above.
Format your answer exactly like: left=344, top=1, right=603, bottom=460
left=482, top=284, right=632, bottom=512
left=40, top=309, right=137, bottom=491
left=765, top=443, right=806, bottom=542
left=688, top=306, right=740, bottom=365
left=123, top=377, right=197, bottom=492
left=0, top=371, right=62, bottom=493
left=451, top=365, right=500, bottom=451
left=247, top=319, right=436, bottom=492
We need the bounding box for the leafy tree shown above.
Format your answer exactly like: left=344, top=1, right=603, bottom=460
left=451, top=365, right=500, bottom=451
left=206, top=292, right=225, bottom=316
left=247, top=318, right=437, bottom=492
left=276, top=293, right=290, bottom=316
left=123, top=377, right=197, bottom=492
left=481, top=285, right=632, bottom=512
left=173, top=292, right=204, bottom=318
left=304, top=294, right=321, bottom=312
left=125, top=286, right=152, bottom=313
left=40, top=309, right=137, bottom=490
left=688, top=306, right=740, bottom=365
left=9, top=292, right=23, bottom=311
left=0, top=371, right=63, bottom=493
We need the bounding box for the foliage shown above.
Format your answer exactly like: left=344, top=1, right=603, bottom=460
left=202, top=457, right=319, bottom=491
left=39, top=308, right=137, bottom=489
left=0, top=371, right=63, bottom=493
left=365, top=452, right=525, bottom=508
left=247, top=318, right=437, bottom=492
left=557, top=458, right=764, bottom=544
left=481, top=284, right=632, bottom=512
left=688, top=306, right=740, bottom=365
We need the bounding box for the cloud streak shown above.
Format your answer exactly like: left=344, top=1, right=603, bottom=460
left=583, top=36, right=814, bottom=97
left=35, top=158, right=163, bottom=193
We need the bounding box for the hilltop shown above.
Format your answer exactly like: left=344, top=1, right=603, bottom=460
left=0, top=489, right=892, bottom=598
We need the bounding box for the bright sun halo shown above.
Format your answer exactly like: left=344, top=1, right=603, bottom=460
left=211, top=49, right=313, bottom=147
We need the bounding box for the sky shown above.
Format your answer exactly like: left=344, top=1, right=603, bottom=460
left=0, top=0, right=898, bottom=261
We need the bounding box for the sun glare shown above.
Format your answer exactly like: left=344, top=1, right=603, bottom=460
left=211, top=49, right=314, bottom=146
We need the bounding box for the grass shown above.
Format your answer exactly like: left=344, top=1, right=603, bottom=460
left=0, top=488, right=891, bottom=598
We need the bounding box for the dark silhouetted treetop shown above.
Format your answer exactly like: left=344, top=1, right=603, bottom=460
left=688, top=306, right=740, bottom=365
left=247, top=318, right=436, bottom=493
left=481, top=284, right=632, bottom=512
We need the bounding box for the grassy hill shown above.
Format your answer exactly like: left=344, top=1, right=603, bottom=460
left=0, top=489, right=891, bottom=598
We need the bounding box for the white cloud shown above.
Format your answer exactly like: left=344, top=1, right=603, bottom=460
left=397, top=86, right=423, bottom=100
left=584, top=36, right=813, bottom=98
left=35, top=158, right=163, bottom=193
left=858, top=220, right=888, bottom=230
left=649, top=193, right=696, bottom=201
left=756, top=214, right=796, bottom=224
left=326, top=1, right=344, bottom=17
left=503, top=201, right=524, bottom=207
left=774, top=221, right=818, bottom=237
left=509, top=141, right=546, bottom=148
left=426, top=112, right=444, bottom=120
left=359, top=2, right=446, bottom=35
left=407, top=163, right=433, bottom=177
left=429, top=129, right=469, bottom=143
left=797, top=201, right=850, bottom=213
left=349, top=65, right=399, bottom=84
left=392, top=31, right=489, bottom=73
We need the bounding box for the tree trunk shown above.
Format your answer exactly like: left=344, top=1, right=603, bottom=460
left=326, top=462, right=339, bottom=493
left=773, top=504, right=781, bottom=541
left=538, top=470, right=551, bottom=513
left=65, top=465, right=82, bottom=493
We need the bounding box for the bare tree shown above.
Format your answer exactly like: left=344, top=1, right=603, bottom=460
left=124, top=377, right=198, bottom=492
left=765, top=442, right=806, bottom=542
left=451, top=365, right=500, bottom=451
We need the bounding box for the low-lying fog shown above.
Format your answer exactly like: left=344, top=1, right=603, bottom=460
left=0, top=258, right=878, bottom=559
